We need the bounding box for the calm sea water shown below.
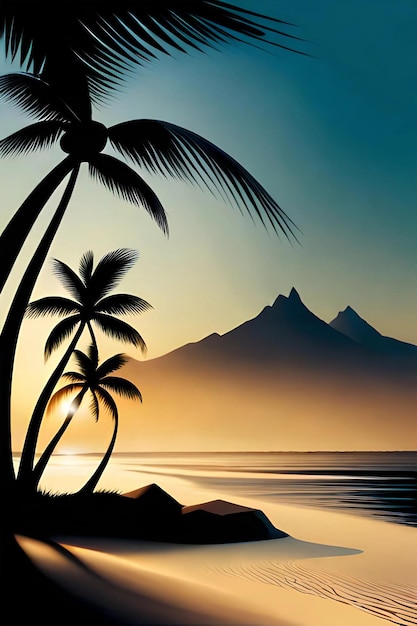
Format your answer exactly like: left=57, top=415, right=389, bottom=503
left=18, top=451, right=417, bottom=528
left=113, top=451, right=417, bottom=528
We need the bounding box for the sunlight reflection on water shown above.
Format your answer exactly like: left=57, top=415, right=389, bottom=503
left=13, top=451, right=417, bottom=526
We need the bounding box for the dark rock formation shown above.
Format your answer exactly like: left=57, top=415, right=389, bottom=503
left=180, top=499, right=287, bottom=543
left=15, top=484, right=286, bottom=544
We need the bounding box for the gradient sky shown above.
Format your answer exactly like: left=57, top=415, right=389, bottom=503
left=1, top=1, right=417, bottom=450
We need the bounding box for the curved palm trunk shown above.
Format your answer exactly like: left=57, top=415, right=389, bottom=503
left=31, top=388, right=86, bottom=488
left=19, top=315, right=98, bottom=487
left=17, top=322, right=86, bottom=487
left=0, top=163, right=80, bottom=493
left=79, top=411, right=118, bottom=494
left=0, top=156, right=76, bottom=294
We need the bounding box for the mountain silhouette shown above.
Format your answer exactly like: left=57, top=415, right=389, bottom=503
left=152, top=288, right=407, bottom=379
left=213, top=287, right=370, bottom=364
left=116, top=289, right=417, bottom=451
left=329, top=306, right=417, bottom=359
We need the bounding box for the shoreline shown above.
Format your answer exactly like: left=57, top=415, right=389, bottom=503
left=17, top=450, right=417, bottom=529
left=17, top=474, right=417, bottom=626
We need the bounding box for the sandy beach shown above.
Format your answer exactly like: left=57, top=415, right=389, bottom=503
left=17, top=468, right=417, bottom=626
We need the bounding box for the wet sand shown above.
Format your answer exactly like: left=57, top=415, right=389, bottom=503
left=17, top=477, right=417, bottom=626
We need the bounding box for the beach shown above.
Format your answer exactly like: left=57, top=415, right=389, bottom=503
left=17, top=453, right=417, bottom=625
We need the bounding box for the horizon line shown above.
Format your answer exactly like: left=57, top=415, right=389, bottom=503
left=12, top=449, right=417, bottom=456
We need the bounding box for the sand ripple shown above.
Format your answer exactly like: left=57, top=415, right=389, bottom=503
left=211, top=561, right=417, bottom=625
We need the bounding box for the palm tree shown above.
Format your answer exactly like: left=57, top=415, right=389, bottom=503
left=0, top=71, right=298, bottom=490
left=0, top=0, right=305, bottom=572
left=0, top=2, right=304, bottom=106
left=17, top=248, right=151, bottom=488
left=0, top=2, right=305, bottom=495
left=32, top=344, right=142, bottom=492
left=0, top=70, right=298, bottom=296
left=0, top=71, right=170, bottom=295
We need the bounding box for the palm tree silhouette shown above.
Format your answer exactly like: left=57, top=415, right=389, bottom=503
left=0, top=2, right=304, bottom=107
left=0, top=0, right=306, bottom=571
left=17, top=248, right=150, bottom=488
left=0, top=70, right=297, bottom=296
left=32, top=344, right=142, bottom=491
left=0, top=71, right=170, bottom=295
left=0, top=71, right=298, bottom=488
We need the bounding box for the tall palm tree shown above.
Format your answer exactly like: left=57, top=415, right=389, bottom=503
left=0, top=70, right=297, bottom=296
left=17, top=248, right=150, bottom=488
left=0, top=2, right=304, bottom=106
left=0, top=71, right=170, bottom=295
left=0, top=0, right=305, bottom=567
left=0, top=72, right=297, bottom=490
left=32, top=344, right=142, bottom=492
left=0, top=69, right=165, bottom=490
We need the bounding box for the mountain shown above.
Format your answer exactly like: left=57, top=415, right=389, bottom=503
left=152, top=288, right=412, bottom=381
left=67, top=289, right=417, bottom=453
left=330, top=305, right=417, bottom=359
left=209, top=287, right=372, bottom=366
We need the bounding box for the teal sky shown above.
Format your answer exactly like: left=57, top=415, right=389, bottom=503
left=1, top=0, right=417, bottom=418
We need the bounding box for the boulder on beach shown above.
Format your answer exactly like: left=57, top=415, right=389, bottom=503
left=121, top=487, right=287, bottom=543
left=123, top=483, right=183, bottom=518
left=180, top=499, right=288, bottom=543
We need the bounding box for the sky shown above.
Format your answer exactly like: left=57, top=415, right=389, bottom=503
left=1, top=1, right=417, bottom=451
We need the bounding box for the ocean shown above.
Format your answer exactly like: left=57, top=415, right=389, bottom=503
left=31, top=450, right=417, bottom=528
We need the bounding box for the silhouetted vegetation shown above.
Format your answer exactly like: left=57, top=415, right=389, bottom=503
left=18, top=249, right=149, bottom=492
left=0, top=4, right=304, bottom=613
left=34, top=344, right=142, bottom=493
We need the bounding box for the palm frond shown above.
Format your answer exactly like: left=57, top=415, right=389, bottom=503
left=51, top=258, right=86, bottom=302
left=25, top=296, right=81, bottom=318
left=96, top=387, right=118, bottom=422
left=40, top=56, right=93, bottom=123
left=96, top=294, right=153, bottom=316
left=0, top=2, right=305, bottom=103
left=79, top=250, right=94, bottom=284
left=93, top=313, right=147, bottom=353
left=0, top=73, right=75, bottom=122
left=62, top=371, right=86, bottom=383
left=0, top=121, right=65, bottom=157
left=100, top=376, right=142, bottom=402
left=88, top=248, right=139, bottom=301
left=86, top=342, right=99, bottom=367
left=71, top=348, right=93, bottom=376
left=71, top=345, right=98, bottom=375
left=96, top=354, right=128, bottom=378
left=108, top=120, right=298, bottom=238
left=47, top=383, right=83, bottom=416
left=88, top=154, right=169, bottom=235
left=115, top=2, right=305, bottom=56
left=44, top=316, right=81, bottom=359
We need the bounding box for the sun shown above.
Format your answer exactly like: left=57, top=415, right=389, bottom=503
left=59, top=398, right=78, bottom=418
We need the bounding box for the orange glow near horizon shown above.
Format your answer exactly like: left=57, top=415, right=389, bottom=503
left=17, top=363, right=414, bottom=454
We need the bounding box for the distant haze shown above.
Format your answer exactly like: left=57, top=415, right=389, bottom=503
left=30, top=289, right=417, bottom=454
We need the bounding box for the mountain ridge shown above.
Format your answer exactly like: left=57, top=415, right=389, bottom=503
left=111, top=288, right=417, bottom=451
left=137, top=288, right=416, bottom=375
left=329, top=305, right=417, bottom=357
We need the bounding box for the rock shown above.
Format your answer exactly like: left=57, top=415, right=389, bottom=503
left=17, top=485, right=288, bottom=544
left=123, top=483, right=183, bottom=518
left=180, top=499, right=287, bottom=543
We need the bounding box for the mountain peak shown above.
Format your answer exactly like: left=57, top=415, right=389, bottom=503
left=342, top=305, right=358, bottom=316
left=271, top=287, right=301, bottom=309
left=336, top=305, right=367, bottom=325
left=288, top=287, right=301, bottom=302
left=330, top=305, right=382, bottom=344
left=330, top=305, right=417, bottom=356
